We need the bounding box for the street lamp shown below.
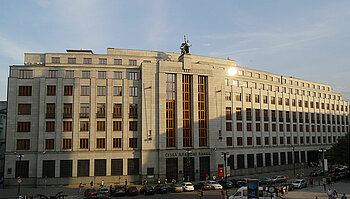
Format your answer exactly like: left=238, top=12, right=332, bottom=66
left=14, top=152, right=24, bottom=196
left=221, top=152, right=229, bottom=197
left=319, top=148, right=327, bottom=176
left=185, top=149, right=192, bottom=182
left=292, top=146, right=295, bottom=178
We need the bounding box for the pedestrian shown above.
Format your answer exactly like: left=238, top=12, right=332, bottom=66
left=109, top=185, right=112, bottom=193
left=213, top=175, right=216, bottom=181
left=101, top=180, right=104, bottom=187
left=328, top=188, right=333, bottom=199
left=333, top=190, right=338, bottom=199
left=79, top=183, right=82, bottom=193
left=165, top=178, right=167, bottom=184
left=309, top=177, right=313, bottom=187
left=157, top=178, right=160, bottom=184
left=341, top=193, right=347, bottom=199
left=90, top=181, right=93, bottom=187
left=125, top=179, right=128, bottom=187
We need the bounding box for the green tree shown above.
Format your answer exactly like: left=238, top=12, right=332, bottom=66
left=327, top=132, right=349, bottom=165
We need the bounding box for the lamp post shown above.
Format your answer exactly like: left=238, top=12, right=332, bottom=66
left=221, top=152, right=229, bottom=197
left=319, top=148, right=326, bottom=176
left=15, top=153, right=24, bottom=196
left=292, top=146, right=295, bottom=178
left=185, top=149, right=192, bottom=182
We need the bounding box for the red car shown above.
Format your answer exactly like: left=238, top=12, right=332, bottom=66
left=84, top=188, right=97, bottom=197
left=126, top=186, right=139, bottom=196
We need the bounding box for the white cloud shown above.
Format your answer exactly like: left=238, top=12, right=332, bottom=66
left=0, top=33, right=26, bottom=63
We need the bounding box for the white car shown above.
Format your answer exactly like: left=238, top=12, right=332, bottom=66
left=206, top=180, right=223, bottom=190
left=181, top=182, right=194, bottom=191
left=292, top=179, right=307, bottom=189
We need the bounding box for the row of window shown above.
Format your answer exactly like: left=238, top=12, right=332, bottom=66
left=18, top=70, right=139, bottom=80
left=17, top=121, right=137, bottom=132
left=16, top=138, right=137, bottom=150
left=51, top=57, right=149, bottom=66
left=228, top=93, right=348, bottom=112
left=234, top=70, right=331, bottom=91
left=226, top=135, right=339, bottom=147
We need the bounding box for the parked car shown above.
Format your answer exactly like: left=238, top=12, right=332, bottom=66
left=232, top=179, right=247, bottom=187
left=181, top=182, right=195, bottom=191
left=218, top=180, right=234, bottom=189
left=206, top=180, right=223, bottom=190
left=84, top=188, right=97, bottom=198
left=88, top=192, right=109, bottom=199
left=126, top=186, right=139, bottom=196
left=139, top=185, right=155, bottom=195
left=259, top=177, right=272, bottom=185
left=168, top=184, right=183, bottom=192
left=98, top=187, right=109, bottom=194
left=194, top=182, right=211, bottom=190
left=272, top=176, right=287, bottom=183
left=292, top=179, right=307, bottom=189
left=113, top=186, right=126, bottom=196
left=154, top=184, right=168, bottom=194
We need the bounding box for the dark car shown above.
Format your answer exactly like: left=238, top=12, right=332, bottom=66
left=154, top=184, right=168, bottom=194
left=113, top=186, right=126, bottom=196
left=167, top=184, right=183, bottom=192
left=140, top=186, right=155, bottom=195
left=259, top=177, right=272, bottom=185
left=194, top=182, right=211, bottom=191
left=218, top=180, right=234, bottom=189
left=88, top=192, right=109, bottom=199
left=126, top=186, right=139, bottom=196
left=232, top=179, right=247, bottom=187
left=84, top=188, right=97, bottom=198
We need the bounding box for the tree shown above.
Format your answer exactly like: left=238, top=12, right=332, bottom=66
left=327, top=132, right=349, bottom=165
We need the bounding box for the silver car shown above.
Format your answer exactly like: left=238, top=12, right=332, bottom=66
left=292, top=179, right=307, bottom=188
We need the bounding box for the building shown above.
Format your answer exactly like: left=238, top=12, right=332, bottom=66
left=0, top=101, right=6, bottom=181
left=4, top=48, right=349, bottom=186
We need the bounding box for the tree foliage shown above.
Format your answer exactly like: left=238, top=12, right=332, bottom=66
left=327, top=132, right=349, bottom=165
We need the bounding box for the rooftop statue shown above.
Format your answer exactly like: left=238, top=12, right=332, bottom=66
left=180, top=35, right=192, bottom=54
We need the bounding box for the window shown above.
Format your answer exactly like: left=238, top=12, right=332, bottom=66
left=129, top=104, right=137, bottom=118
left=225, top=92, right=231, bottom=101
left=113, top=138, right=121, bottom=148
left=226, top=107, right=232, bottom=120
left=129, top=138, right=137, bottom=148
left=82, top=71, right=90, bottom=79
left=63, top=121, right=72, bottom=132
left=236, top=108, right=242, bottom=120
left=64, top=86, right=73, bottom=96
left=278, top=97, right=282, bottom=105
left=246, top=94, right=251, bottom=102
left=80, top=121, right=89, bottom=131
left=84, top=58, right=92, bottom=64
left=129, top=59, right=137, bottom=66
left=280, top=137, right=284, bottom=144
left=49, top=70, right=57, bottom=78
left=19, top=86, right=32, bottom=96
left=256, top=123, right=261, bottom=131
left=237, top=137, right=243, bottom=146
left=98, top=71, right=106, bottom=79
left=237, top=122, right=242, bottom=131
left=256, top=137, right=261, bottom=145
left=235, top=93, right=241, bottom=101
left=62, top=139, right=72, bottom=149
left=68, top=57, right=76, bottom=64
left=247, top=137, right=253, bottom=145
left=285, top=98, right=289, bottom=106
left=96, top=138, right=105, bottom=148
left=143, top=60, right=151, bottom=63
left=65, top=70, right=74, bottom=78
left=18, top=104, right=31, bottom=115
left=81, top=86, right=90, bottom=96
left=113, top=104, right=122, bottom=118
left=247, top=123, right=252, bottom=131
left=80, top=139, right=89, bottom=149
left=263, top=96, right=268, bottom=104
left=114, top=59, right=122, bottom=65
left=265, top=137, right=269, bottom=145
left=115, top=71, right=122, bottom=80
left=45, top=139, right=54, bottom=149
left=129, top=72, right=139, bottom=80
left=305, top=101, right=308, bottom=108
left=99, top=58, right=107, bottom=65
left=17, top=139, right=30, bottom=150
left=52, top=57, right=60, bottom=63
left=272, top=137, right=277, bottom=145
left=233, top=80, right=238, bottom=86
left=255, top=95, right=260, bottom=103
left=129, top=121, right=137, bottom=131
left=80, top=103, right=89, bottom=118
left=238, top=70, right=244, bottom=76
left=270, top=96, right=275, bottom=104
left=97, top=121, right=105, bottom=131
left=226, top=122, right=232, bottom=131
left=96, top=103, right=105, bottom=118
left=46, top=121, right=55, bottom=132
left=97, top=86, right=106, bottom=96
left=113, top=121, right=122, bottom=131
left=129, top=86, right=138, bottom=97
left=46, top=103, right=56, bottom=118
left=17, top=122, right=31, bottom=132
left=113, top=86, right=122, bottom=96
left=19, top=70, right=33, bottom=79
left=226, top=137, right=232, bottom=146
left=47, top=85, right=56, bottom=96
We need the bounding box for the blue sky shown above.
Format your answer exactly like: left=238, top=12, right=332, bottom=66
left=0, top=0, right=350, bottom=101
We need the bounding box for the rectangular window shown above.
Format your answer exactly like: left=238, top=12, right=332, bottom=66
left=63, top=121, right=72, bottom=132
left=271, top=96, right=275, bottom=104
left=129, top=72, right=139, bottom=80
left=65, top=70, right=74, bottom=78
left=64, top=86, right=73, bottom=96
left=198, top=76, right=208, bottom=147
left=68, top=57, right=76, bottom=64
left=18, top=104, right=31, bottom=115
left=96, top=103, right=105, bottom=118
left=96, top=138, right=105, bottom=148
left=98, top=71, right=106, bottom=79
left=19, top=70, right=33, bottom=79
left=63, top=103, right=72, bottom=118
left=226, top=122, right=232, bottom=131
left=97, top=121, right=105, bottom=131
left=82, top=71, right=90, bottom=79
left=226, top=107, right=232, bottom=120
left=97, top=86, right=106, bottom=96
left=237, top=122, right=242, bottom=131
left=113, top=121, right=122, bottom=131
left=143, top=60, right=151, bottom=63
left=129, top=138, right=137, bottom=148
left=80, top=103, right=89, bottom=118
left=225, top=92, right=231, bottom=101
left=80, top=121, right=89, bottom=131
left=46, top=103, right=56, bottom=118
left=17, top=139, right=30, bottom=150
left=237, top=137, right=243, bottom=146
left=47, top=85, right=56, bottom=96
left=255, top=95, right=260, bottom=103
left=19, top=86, right=32, bottom=96
left=80, top=138, right=89, bottom=149
left=226, top=137, right=232, bottom=146
left=247, top=137, right=253, bottom=145
left=114, top=86, right=122, bottom=96
left=113, top=104, right=122, bottom=118
left=49, top=70, right=57, bottom=78
left=236, top=93, right=241, bottom=101
left=113, top=138, right=121, bottom=148
left=62, top=139, right=72, bottom=149
left=236, top=108, right=242, bottom=120
left=99, top=58, right=107, bottom=65
left=77, top=160, right=90, bottom=177
left=46, top=121, right=55, bottom=132
left=111, top=159, right=123, bottom=176
left=166, top=73, right=176, bottom=147
left=129, top=59, right=137, bottom=66
left=129, top=121, right=137, bottom=131
left=256, top=137, right=261, bottom=145
left=129, top=86, right=138, bottom=97
left=129, top=104, right=138, bottom=118
left=114, top=59, right=122, bottom=65
left=17, top=122, right=31, bottom=132
left=246, top=94, right=251, bottom=102
left=52, top=57, right=60, bottom=63
left=127, top=158, right=139, bottom=175
left=42, top=160, right=55, bottom=178
left=60, top=160, right=73, bottom=177
left=114, top=71, right=122, bottom=79
left=84, top=58, right=92, bottom=64
left=81, top=86, right=90, bottom=96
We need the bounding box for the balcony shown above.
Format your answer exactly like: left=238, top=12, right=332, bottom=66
left=63, top=112, right=72, bottom=118
left=96, top=112, right=106, bottom=118
left=46, top=113, right=55, bottom=119
left=80, top=113, right=89, bottom=118
left=113, top=113, right=122, bottom=118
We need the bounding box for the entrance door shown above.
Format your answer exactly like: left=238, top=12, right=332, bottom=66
left=166, top=158, right=178, bottom=181
left=199, top=157, right=210, bottom=180
left=183, top=157, right=194, bottom=181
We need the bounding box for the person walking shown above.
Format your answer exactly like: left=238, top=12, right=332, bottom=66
left=341, top=194, right=347, bottom=199
left=328, top=188, right=333, bottom=199
left=101, top=180, right=104, bottom=187
left=79, top=183, right=82, bottom=193
left=90, top=181, right=93, bottom=187
left=333, top=190, right=338, bottom=199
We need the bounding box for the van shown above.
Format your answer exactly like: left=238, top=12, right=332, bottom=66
left=228, top=186, right=277, bottom=199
